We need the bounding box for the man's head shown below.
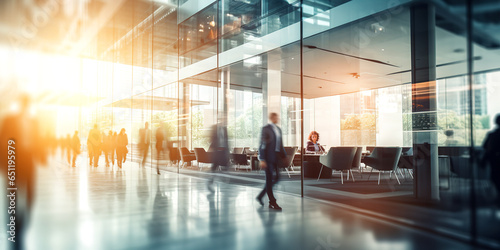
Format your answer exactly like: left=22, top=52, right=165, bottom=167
left=444, top=129, right=454, bottom=137
left=496, top=114, right=500, bottom=127
left=93, top=124, right=98, bottom=129
left=74, top=130, right=78, bottom=135
left=269, top=112, right=279, bottom=124
left=145, top=122, right=149, bottom=129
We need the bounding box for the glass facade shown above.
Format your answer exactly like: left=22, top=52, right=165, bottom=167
left=3, top=0, right=500, bottom=248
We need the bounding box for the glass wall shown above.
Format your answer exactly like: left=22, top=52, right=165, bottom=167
left=67, top=0, right=500, bottom=248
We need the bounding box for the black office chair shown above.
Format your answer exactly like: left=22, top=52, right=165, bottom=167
left=168, top=146, right=181, bottom=167
left=231, top=153, right=250, bottom=171
left=194, top=148, right=213, bottom=171
left=364, top=147, right=402, bottom=185
left=179, top=147, right=196, bottom=168
left=318, top=147, right=357, bottom=183
left=398, top=147, right=413, bottom=179
left=351, top=147, right=363, bottom=178
left=282, top=147, right=298, bottom=178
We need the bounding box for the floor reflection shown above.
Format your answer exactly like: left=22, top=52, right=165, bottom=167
left=19, top=156, right=477, bottom=250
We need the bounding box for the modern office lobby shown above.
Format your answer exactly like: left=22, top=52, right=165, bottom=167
left=1, top=0, right=500, bottom=249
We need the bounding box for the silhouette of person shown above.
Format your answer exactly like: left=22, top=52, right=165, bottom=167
left=139, top=122, right=151, bottom=167
left=71, top=131, right=81, bottom=167
left=148, top=175, right=169, bottom=238
left=155, top=122, right=167, bottom=175
left=116, top=128, right=128, bottom=168
left=0, top=94, right=46, bottom=250
left=483, top=114, right=500, bottom=207
left=444, top=129, right=458, bottom=146
left=87, top=135, right=93, bottom=166
left=88, top=124, right=101, bottom=167
left=111, top=131, right=117, bottom=166
left=256, top=112, right=286, bottom=210
left=207, top=121, right=229, bottom=191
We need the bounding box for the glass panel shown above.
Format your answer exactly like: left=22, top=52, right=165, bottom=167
left=179, top=3, right=218, bottom=68
left=471, top=1, right=500, bottom=247
left=219, top=0, right=302, bottom=53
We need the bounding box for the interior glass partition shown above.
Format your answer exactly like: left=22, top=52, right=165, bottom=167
left=179, top=3, right=218, bottom=68
left=470, top=1, right=500, bottom=247
left=55, top=0, right=500, bottom=247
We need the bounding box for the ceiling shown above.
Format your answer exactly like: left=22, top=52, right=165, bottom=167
left=206, top=4, right=500, bottom=99
left=2, top=0, right=500, bottom=101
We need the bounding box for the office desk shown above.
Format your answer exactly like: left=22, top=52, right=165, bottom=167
left=300, top=154, right=332, bottom=179
left=250, top=154, right=331, bottom=178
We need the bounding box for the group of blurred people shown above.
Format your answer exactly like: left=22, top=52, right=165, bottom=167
left=59, top=131, right=81, bottom=167
left=86, top=125, right=129, bottom=168
left=55, top=125, right=129, bottom=169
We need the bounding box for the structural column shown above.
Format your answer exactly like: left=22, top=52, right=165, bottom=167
left=263, top=52, right=282, bottom=124
left=219, top=68, right=230, bottom=125
left=411, top=3, right=439, bottom=201
left=179, top=81, right=190, bottom=148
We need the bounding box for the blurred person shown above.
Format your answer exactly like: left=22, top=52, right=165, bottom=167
left=207, top=121, right=229, bottom=192
left=87, top=124, right=101, bottom=167
left=116, top=128, right=129, bottom=168
left=256, top=112, right=286, bottom=210
left=139, top=122, right=151, bottom=167
left=0, top=94, right=46, bottom=250
left=155, top=122, right=168, bottom=175
left=87, top=135, right=93, bottom=166
left=444, top=129, right=458, bottom=146
left=71, top=131, right=81, bottom=167
left=483, top=114, right=500, bottom=207
left=111, top=131, right=117, bottom=166
left=306, top=131, right=325, bottom=154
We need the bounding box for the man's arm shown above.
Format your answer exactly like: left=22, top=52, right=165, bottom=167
left=258, top=126, right=268, bottom=168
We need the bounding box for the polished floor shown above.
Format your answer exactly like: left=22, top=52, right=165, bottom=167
left=1, top=154, right=480, bottom=250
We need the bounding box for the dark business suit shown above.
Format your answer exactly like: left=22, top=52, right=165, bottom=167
left=257, top=124, right=286, bottom=203
left=483, top=127, right=500, bottom=202
left=209, top=124, right=229, bottom=172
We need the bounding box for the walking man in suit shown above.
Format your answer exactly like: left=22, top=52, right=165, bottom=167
left=207, top=121, right=229, bottom=192
left=139, top=122, right=151, bottom=167
left=155, top=122, right=168, bottom=175
left=256, top=112, right=286, bottom=210
left=483, top=114, right=500, bottom=207
left=71, top=130, right=81, bottom=167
